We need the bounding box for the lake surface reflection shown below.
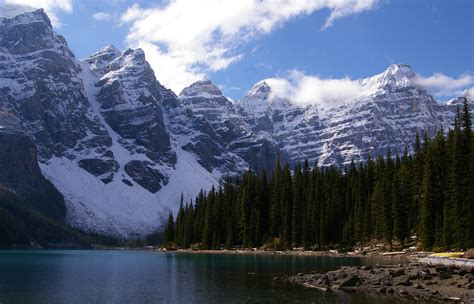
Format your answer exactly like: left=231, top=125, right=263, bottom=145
left=0, top=250, right=420, bottom=303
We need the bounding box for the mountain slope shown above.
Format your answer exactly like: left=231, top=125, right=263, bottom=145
left=0, top=9, right=220, bottom=236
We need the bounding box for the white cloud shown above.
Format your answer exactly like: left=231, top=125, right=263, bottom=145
left=323, top=0, right=379, bottom=29
left=139, top=41, right=207, bottom=93
left=263, top=70, right=369, bottom=106
left=264, top=78, right=294, bottom=100
left=463, top=87, right=474, bottom=101
left=290, top=70, right=369, bottom=104
left=121, top=0, right=379, bottom=93
left=414, top=73, right=474, bottom=96
left=264, top=70, right=474, bottom=106
left=93, top=12, right=112, bottom=22
left=3, top=0, right=73, bottom=27
left=0, top=4, right=31, bottom=17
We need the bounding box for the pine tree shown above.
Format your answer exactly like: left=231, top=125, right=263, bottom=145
left=184, top=202, right=194, bottom=247
left=431, top=130, right=447, bottom=247
left=163, top=212, right=175, bottom=246
left=255, top=170, right=269, bottom=246
left=460, top=99, right=473, bottom=247
left=412, top=132, right=423, bottom=231
left=202, top=187, right=214, bottom=248
left=292, top=163, right=303, bottom=247
left=371, top=156, right=386, bottom=240
left=420, top=139, right=436, bottom=250
left=270, top=159, right=282, bottom=239
left=175, top=194, right=185, bottom=246
left=363, top=156, right=375, bottom=241
left=309, top=165, right=322, bottom=247
left=391, top=155, right=403, bottom=247
left=300, top=160, right=310, bottom=248
left=281, top=164, right=293, bottom=248
left=240, top=171, right=256, bottom=248
left=397, top=150, right=412, bottom=247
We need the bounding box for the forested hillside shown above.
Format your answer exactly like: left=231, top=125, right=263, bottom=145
left=164, top=100, right=473, bottom=251
left=0, top=189, right=118, bottom=247
left=0, top=188, right=81, bottom=246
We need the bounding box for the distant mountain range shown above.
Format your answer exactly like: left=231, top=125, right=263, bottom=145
left=0, top=9, right=471, bottom=237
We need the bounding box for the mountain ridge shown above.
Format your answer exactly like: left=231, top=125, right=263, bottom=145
left=0, top=8, right=470, bottom=236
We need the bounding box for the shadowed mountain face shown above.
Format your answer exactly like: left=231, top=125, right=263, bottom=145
left=0, top=112, right=65, bottom=220
left=0, top=9, right=470, bottom=236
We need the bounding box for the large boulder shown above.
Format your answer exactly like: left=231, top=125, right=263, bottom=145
left=340, top=274, right=361, bottom=287
left=463, top=249, right=474, bottom=259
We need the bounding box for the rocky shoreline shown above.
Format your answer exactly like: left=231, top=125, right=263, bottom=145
left=154, top=247, right=426, bottom=260
left=286, top=263, right=474, bottom=303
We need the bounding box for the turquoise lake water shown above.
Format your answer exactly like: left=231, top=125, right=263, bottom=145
left=0, top=250, right=420, bottom=303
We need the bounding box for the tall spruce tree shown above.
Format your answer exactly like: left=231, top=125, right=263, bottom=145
left=164, top=212, right=175, bottom=246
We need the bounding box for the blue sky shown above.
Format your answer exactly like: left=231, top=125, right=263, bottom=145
left=1, top=0, right=473, bottom=100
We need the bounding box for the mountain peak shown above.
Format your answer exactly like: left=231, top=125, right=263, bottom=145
left=86, top=45, right=121, bottom=61
left=120, top=48, right=147, bottom=66
left=247, top=80, right=272, bottom=100
left=364, top=63, right=416, bottom=90
left=250, top=80, right=271, bottom=93
left=123, top=47, right=143, bottom=56
left=384, top=63, right=414, bottom=78
left=85, top=46, right=151, bottom=76
left=447, top=90, right=473, bottom=106
left=84, top=45, right=123, bottom=74
left=0, top=7, right=58, bottom=55
left=179, top=79, right=223, bottom=98
left=0, top=7, right=51, bottom=27
left=98, top=45, right=121, bottom=56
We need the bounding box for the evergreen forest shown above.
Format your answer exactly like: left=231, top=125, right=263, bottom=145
left=163, top=100, right=473, bottom=251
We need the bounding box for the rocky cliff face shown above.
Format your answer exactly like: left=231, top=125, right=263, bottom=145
left=0, top=111, right=65, bottom=220
left=0, top=9, right=469, bottom=236
left=177, top=80, right=278, bottom=173
left=236, top=64, right=464, bottom=167
left=0, top=9, right=109, bottom=161
left=83, top=46, right=176, bottom=190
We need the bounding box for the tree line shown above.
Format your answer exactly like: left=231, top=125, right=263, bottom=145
left=163, top=100, right=473, bottom=251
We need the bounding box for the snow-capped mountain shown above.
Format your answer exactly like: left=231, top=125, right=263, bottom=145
left=0, top=9, right=219, bottom=236
left=236, top=64, right=462, bottom=167
left=178, top=80, right=278, bottom=173
left=0, top=9, right=468, bottom=236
